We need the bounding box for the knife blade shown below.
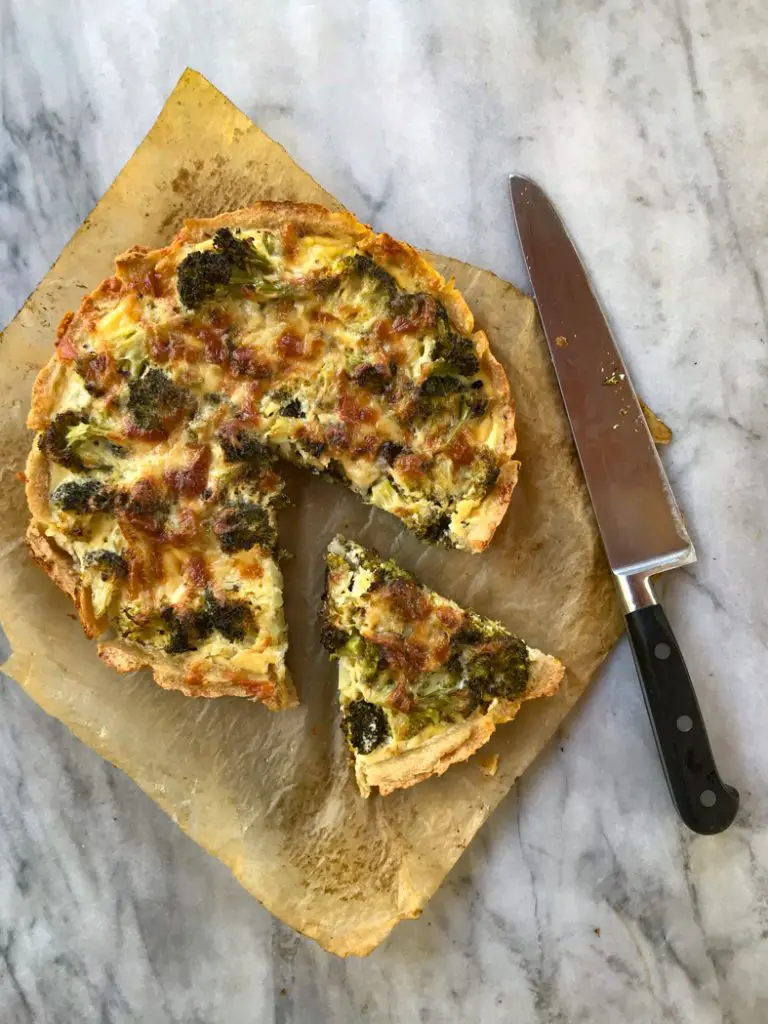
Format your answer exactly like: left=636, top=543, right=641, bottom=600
left=509, top=174, right=738, bottom=834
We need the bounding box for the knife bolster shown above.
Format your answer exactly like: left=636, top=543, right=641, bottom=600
left=616, top=572, right=657, bottom=614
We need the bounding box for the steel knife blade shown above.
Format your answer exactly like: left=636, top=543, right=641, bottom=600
left=509, top=175, right=738, bottom=834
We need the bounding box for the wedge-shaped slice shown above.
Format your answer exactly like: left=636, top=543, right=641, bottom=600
left=322, top=536, right=564, bottom=796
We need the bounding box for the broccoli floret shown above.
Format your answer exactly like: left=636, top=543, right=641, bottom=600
left=378, top=441, right=404, bottom=465
left=433, top=306, right=480, bottom=377
left=224, top=465, right=286, bottom=510
left=420, top=375, right=466, bottom=398
left=279, top=398, right=304, bottom=418
left=38, top=413, right=87, bottom=470
left=337, top=632, right=387, bottom=678
left=484, top=464, right=500, bottom=492
left=467, top=448, right=501, bottom=499
left=127, top=368, right=191, bottom=432
left=344, top=253, right=398, bottom=298
left=343, top=698, right=390, bottom=755
left=213, top=502, right=277, bottom=554
left=325, top=459, right=347, bottom=482
left=217, top=423, right=273, bottom=465
left=177, top=228, right=274, bottom=309
left=107, top=329, right=148, bottom=380
left=161, top=606, right=213, bottom=655
left=212, top=227, right=272, bottom=274
left=452, top=625, right=484, bottom=647
left=465, top=635, right=530, bottom=704
left=353, top=364, right=390, bottom=395
left=416, top=511, right=452, bottom=546
left=40, top=414, right=127, bottom=472
left=297, top=438, right=326, bottom=462
left=388, top=289, right=426, bottom=320
left=433, top=336, right=480, bottom=378
left=177, top=250, right=231, bottom=309
left=51, top=479, right=114, bottom=514
left=66, top=420, right=128, bottom=470
left=158, top=592, right=256, bottom=654
left=83, top=550, right=128, bottom=579
left=320, top=622, right=349, bottom=655
left=204, top=590, right=253, bottom=642
left=448, top=617, right=530, bottom=706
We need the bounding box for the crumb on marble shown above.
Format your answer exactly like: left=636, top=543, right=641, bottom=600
left=478, top=753, right=499, bottom=777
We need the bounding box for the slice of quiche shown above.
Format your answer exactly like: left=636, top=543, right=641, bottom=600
left=26, top=202, right=517, bottom=704
left=322, top=536, right=564, bottom=796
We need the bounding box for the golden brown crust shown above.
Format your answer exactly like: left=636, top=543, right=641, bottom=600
left=26, top=520, right=77, bottom=600
left=467, top=329, right=519, bottom=551
left=25, top=444, right=52, bottom=522
left=96, top=639, right=298, bottom=710
left=526, top=650, right=565, bottom=700
left=114, top=244, right=171, bottom=280
left=357, top=651, right=564, bottom=797
left=357, top=715, right=497, bottom=797
left=173, top=201, right=369, bottom=247
left=25, top=521, right=103, bottom=639
left=27, top=352, right=66, bottom=431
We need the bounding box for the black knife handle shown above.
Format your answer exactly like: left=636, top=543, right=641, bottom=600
left=625, top=603, right=739, bottom=834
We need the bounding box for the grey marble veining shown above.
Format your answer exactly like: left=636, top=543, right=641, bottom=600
left=2, top=1, right=768, bottom=1021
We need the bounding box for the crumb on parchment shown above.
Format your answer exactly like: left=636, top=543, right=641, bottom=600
left=478, top=753, right=499, bottom=777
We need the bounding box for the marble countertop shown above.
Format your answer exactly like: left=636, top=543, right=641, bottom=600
left=2, top=2, right=768, bottom=1021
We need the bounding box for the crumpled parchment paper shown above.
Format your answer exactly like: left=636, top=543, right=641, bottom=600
left=0, top=69, right=623, bottom=956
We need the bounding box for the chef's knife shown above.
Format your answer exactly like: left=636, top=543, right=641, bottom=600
left=509, top=175, right=738, bottom=834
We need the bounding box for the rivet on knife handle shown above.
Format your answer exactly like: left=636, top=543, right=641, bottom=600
left=624, top=583, right=738, bottom=834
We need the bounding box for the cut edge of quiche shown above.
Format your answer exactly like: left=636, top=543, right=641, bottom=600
left=322, top=536, right=564, bottom=796
left=25, top=201, right=518, bottom=707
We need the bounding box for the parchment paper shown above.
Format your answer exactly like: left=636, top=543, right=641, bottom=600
left=0, top=69, right=623, bottom=956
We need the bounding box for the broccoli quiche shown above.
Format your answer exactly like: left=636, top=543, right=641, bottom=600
left=25, top=202, right=517, bottom=706
left=321, top=537, right=564, bottom=796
